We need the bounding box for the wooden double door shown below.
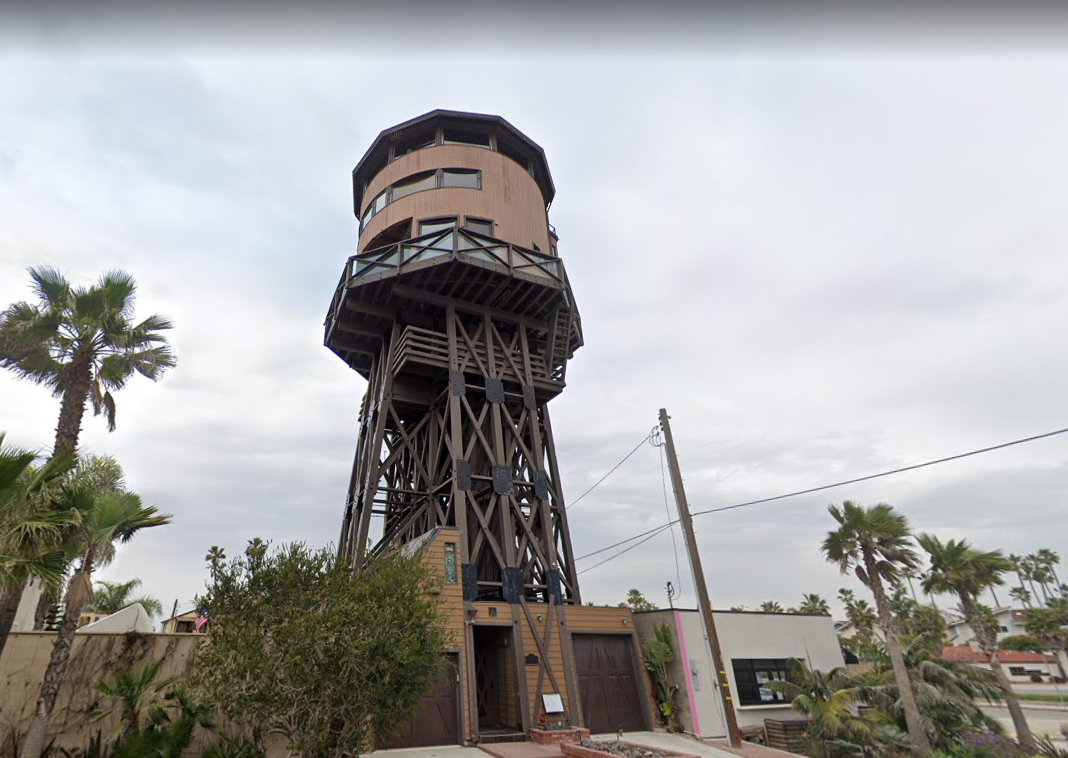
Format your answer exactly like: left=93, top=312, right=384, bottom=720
left=386, top=653, right=461, bottom=748
left=573, top=634, right=647, bottom=734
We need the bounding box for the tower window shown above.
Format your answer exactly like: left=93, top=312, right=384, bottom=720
left=442, top=169, right=481, bottom=189
left=464, top=218, right=493, bottom=237
left=419, top=217, right=457, bottom=236
left=442, top=129, right=490, bottom=148
left=373, top=190, right=388, bottom=214
left=391, top=171, right=437, bottom=201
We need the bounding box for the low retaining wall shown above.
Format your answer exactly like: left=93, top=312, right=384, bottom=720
left=0, top=632, right=205, bottom=753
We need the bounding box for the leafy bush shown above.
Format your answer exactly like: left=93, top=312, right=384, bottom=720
left=997, top=635, right=1046, bottom=653
left=193, top=542, right=450, bottom=757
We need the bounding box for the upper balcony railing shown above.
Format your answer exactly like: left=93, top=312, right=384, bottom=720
left=344, top=226, right=564, bottom=288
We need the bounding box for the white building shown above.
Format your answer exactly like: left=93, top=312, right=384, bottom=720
left=944, top=607, right=1029, bottom=647
left=633, top=609, right=845, bottom=739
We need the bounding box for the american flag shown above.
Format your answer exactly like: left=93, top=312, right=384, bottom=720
left=194, top=608, right=208, bottom=633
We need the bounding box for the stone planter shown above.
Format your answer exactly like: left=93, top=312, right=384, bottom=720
left=560, top=740, right=698, bottom=758
left=530, top=727, right=591, bottom=744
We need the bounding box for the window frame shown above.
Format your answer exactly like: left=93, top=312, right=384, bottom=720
left=418, top=217, right=458, bottom=237
left=360, top=168, right=484, bottom=234
left=464, top=217, right=494, bottom=237
left=731, top=658, right=791, bottom=707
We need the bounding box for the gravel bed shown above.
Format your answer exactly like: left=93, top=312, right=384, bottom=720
left=578, top=740, right=677, bottom=758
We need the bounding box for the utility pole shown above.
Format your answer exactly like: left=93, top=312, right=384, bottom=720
left=659, top=408, right=741, bottom=748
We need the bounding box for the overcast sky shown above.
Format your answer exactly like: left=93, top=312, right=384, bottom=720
left=3, top=5, right=1068, bottom=620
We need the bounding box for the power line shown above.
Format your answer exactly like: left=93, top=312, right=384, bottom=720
left=690, top=424, right=1068, bottom=517
left=575, top=423, right=1068, bottom=574
left=575, top=522, right=678, bottom=562
left=577, top=523, right=675, bottom=575
left=567, top=431, right=653, bottom=510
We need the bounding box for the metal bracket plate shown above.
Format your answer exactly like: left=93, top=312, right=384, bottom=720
left=461, top=563, right=478, bottom=602
left=455, top=459, right=471, bottom=491
left=485, top=378, right=505, bottom=404
left=502, top=567, right=523, bottom=603
left=533, top=470, right=550, bottom=500
left=450, top=371, right=466, bottom=397
left=492, top=465, right=513, bottom=495
left=522, top=384, right=537, bottom=410
left=547, top=569, right=563, bottom=605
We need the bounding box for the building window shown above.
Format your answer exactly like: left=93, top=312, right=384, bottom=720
left=1009, top=666, right=1026, bottom=676
left=442, top=169, right=481, bottom=189
left=391, top=171, right=437, bottom=201
left=444, top=543, right=457, bottom=584
left=465, top=218, right=493, bottom=237
left=419, top=217, right=457, bottom=237
left=732, top=659, right=790, bottom=706
left=1000, top=626, right=1009, bottom=633
left=360, top=169, right=482, bottom=234
left=442, top=128, right=490, bottom=148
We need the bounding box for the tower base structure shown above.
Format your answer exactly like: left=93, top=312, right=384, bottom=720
left=383, top=526, right=655, bottom=748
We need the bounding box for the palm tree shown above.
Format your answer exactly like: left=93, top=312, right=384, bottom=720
left=205, top=546, right=226, bottom=581
left=1020, top=556, right=1045, bottom=605
left=87, top=578, right=164, bottom=618
left=797, top=593, right=831, bottom=616
left=1036, top=549, right=1062, bottom=592
left=767, top=659, right=871, bottom=757
left=19, top=486, right=170, bottom=758
left=0, top=267, right=176, bottom=461
left=760, top=600, right=784, bottom=613
left=1009, top=585, right=1032, bottom=609
left=0, top=435, right=74, bottom=660
left=852, top=631, right=1004, bottom=750
left=94, top=661, right=174, bottom=740
left=917, top=533, right=1035, bottom=752
left=822, top=501, right=931, bottom=755
left=902, top=566, right=920, bottom=602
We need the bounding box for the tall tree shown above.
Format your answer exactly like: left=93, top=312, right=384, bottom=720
left=1009, top=585, right=1032, bottom=609
left=918, top=533, right=1035, bottom=753
left=87, top=578, right=164, bottom=618
left=0, top=267, right=176, bottom=461
left=621, top=588, right=657, bottom=612
left=19, top=486, right=170, bottom=758
left=822, top=501, right=931, bottom=755
left=797, top=593, right=831, bottom=616
left=0, top=436, right=74, bottom=659
left=1035, top=549, right=1062, bottom=592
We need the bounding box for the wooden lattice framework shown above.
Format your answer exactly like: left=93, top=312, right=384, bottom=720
left=327, top=224, right=584, bottom=604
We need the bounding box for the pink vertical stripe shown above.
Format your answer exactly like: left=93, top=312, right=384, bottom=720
left=673, top=610, right=701, bottom=738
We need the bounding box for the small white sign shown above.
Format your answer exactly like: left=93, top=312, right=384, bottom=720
left=542, top=693, right=564, bottom=714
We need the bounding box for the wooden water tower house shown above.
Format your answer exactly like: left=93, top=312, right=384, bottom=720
left=325, top=110, right=654, bottom=746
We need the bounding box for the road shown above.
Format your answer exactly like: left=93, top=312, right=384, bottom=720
left=982, top=703, right=1068, bottom=744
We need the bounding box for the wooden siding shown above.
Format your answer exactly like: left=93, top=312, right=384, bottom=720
left=565, top=606, right=658, bottom=730
left=417, top=528, right=471, bottom=740
left=359, top=146, right=552, bottom=256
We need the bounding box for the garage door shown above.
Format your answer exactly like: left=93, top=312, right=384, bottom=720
left=573, top=634, right=646, bottom=734
left=386, top=655, right=460, bottom=748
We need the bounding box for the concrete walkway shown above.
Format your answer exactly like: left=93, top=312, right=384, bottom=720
left=368, top=745, right=488, bottom=758
left=370, top=733, right=793, bottom=758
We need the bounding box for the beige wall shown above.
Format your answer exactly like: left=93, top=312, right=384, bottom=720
left=0, top=632, right=205, bottom=753
left=634, top=610, right=844, bottom=737
left=359, top=145, right=552, bottom=256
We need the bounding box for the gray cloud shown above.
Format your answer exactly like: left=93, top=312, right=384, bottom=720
left=2, top=49, right=1068, bottom=620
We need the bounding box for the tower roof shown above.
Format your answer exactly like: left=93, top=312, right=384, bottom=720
left=352, top=109, right=556, bottom=215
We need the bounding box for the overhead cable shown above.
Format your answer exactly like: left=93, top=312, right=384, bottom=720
left=575, top=423, right=1068, bottom=574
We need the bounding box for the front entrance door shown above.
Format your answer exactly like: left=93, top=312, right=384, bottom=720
left=473, top=625, right=519, bottom=733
